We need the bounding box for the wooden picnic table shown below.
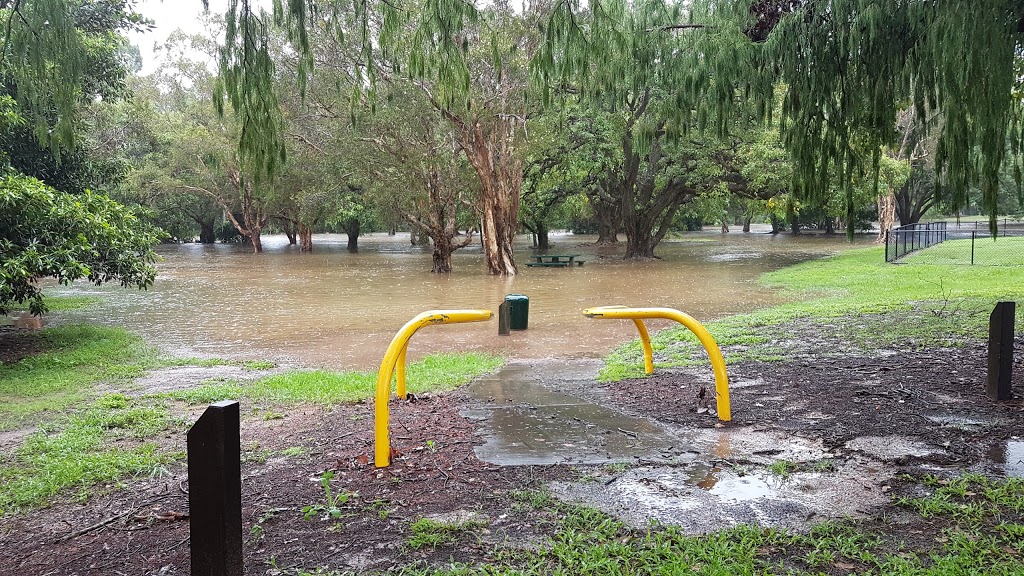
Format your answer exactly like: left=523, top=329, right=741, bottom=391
left=525, top=254, right=585, bottom=267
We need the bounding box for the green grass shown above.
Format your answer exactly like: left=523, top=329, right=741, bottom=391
left=0, top=325, right=251, bottom=427
left=394, top=475, right=1024, bottom=575
left=0, top=325, right=160, bottom=426
left=602, top=246, right=1024, bottom=380
left=904, top=236, right=1024, bottom=266
left=5, top=295, right=103, bottom=312
left=407, top=516, right=488, bottom=550
left=0, top=394, right=172, bottom=514
left=167, top=352, right=505, bottom=406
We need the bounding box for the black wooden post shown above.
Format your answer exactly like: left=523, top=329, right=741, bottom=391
left=498, top=300, right=511, bottom=335
left=987, top=302, right=1015, bottom=401
left=187, top=400, right=243, bottom=576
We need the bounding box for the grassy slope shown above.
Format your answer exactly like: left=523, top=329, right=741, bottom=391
left=603, top=246, right=1024, bottom=380
left=0, top=324, right=504, bottom=513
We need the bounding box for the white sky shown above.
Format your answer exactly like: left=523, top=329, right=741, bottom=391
left=126, top=0, right=232, bottom=75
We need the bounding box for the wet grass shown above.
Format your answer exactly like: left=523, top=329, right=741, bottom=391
left=5, top=294, right=104, bottom=312
left=0, top=325, right=159, bottom=427
left=903, top=236, right=1024, bottom=266
left=165, top=353, right=505, bottom=406
left=602, top=246, right=1024, bottom=380
left=382, top=474, right=1024, bottom=575
left=0, top=324, right=271, bottom=428
left=0, top=393, right=173, bottom=515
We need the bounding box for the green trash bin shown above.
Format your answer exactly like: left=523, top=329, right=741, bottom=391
left=505, top=294, right=529, bottom=330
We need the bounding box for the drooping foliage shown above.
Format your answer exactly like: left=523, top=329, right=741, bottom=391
left=758, top=0, right=1024, bottom=234
left=0, top=170, right=161, bottom=315
left=534, top=0, right=1024, bottom=235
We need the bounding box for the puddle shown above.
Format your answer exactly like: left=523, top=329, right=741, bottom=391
left=465, top=361, right=688, bottom=465
left=844, top=435, right=945, bottom=461
left=690, top=465, right=776, bottom=502
left=552, top=457, right=891, bottom=533
left=925, top=415, right=991, bottom=432
left=987, top=440, right=1024, bottom=478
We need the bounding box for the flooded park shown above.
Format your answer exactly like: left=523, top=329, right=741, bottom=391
left=50, top=231, right=863, bottom=369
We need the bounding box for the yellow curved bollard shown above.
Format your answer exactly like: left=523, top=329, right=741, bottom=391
left=375, top=309, right=493, bottom=467
left=583, top=306, right=731, bottom=422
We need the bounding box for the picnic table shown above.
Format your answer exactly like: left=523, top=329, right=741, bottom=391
left=525, top=254, right=585, bottom=267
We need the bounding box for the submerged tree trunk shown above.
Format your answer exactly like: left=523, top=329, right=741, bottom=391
left=536, top=223, right=550, bottom=250
left=592, top=192, right=621, bottom=244
left=720, top=221, right=729, bottom=233
left=299, top=224, right=313, bottom=252
left=742, top=215, right=752, bottom=233
left=824, top=218, right=835, bottom=235
left=787, top=201, right=800, bottom=235
left=282, top=220, right=297, bottom=245
left=343, top=218, right=361, bottom=252
left=624, top=221, right=658, bottom=259
left=460, top=120, right=520, bottom=276
left=199, top=220, right=216, bottom=244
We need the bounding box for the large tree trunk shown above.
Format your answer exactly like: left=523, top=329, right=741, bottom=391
left=299, top=224, right=313, bottom=252
left=824, top=218, right=835, bottom=235
left=742, top=215, right=752, bottom=233
left=592, top=194, right=621, bottom=244
left=624, top=222, right=657, bottom=259
left=461, top=121, right=520, bottom=276
left=877, top=191, right=897, bottom=243
left=431, top=235, right=455, bottom=273
left=787, top=201, right=800, bottom=235
left=536, top=223, right=550, bottom=250
left=343, top=218, right=360, bottom=253
left=199, top=220, right=216, bottom=244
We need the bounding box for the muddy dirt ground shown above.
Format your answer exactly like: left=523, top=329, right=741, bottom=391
left=1, top=336, right=1022, bottom=575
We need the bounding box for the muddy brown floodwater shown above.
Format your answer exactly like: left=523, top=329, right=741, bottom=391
left=52, top=230, right=866, bottom=369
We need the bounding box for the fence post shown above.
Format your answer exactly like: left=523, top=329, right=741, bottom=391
left=987, top=302, right=1015, bottom=401
left=884, top=230, right=889, bottom=262
left=187, top=400, right=243, bottom=576
left=971, top=231, right=976, bottom=265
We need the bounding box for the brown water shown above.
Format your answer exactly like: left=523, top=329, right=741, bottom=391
left=54, top=230, right=863, bottom=369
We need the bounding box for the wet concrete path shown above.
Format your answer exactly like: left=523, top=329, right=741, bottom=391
left=461, top=360, right=691, bottom=466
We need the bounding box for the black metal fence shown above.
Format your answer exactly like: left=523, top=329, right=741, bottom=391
left=885, top=221, right=948, bottom=262
left=886, top=221, right=1024, bottom=265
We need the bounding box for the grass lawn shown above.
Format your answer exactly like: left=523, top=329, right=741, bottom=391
left=0, top=323, right=504, bottom=514
left=602, top=245, right=1024, bottom=380
left=903, top=236, right=1024, bottom=266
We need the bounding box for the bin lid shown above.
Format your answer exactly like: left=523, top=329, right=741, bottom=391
left=504, top=293, right=528, bottom=300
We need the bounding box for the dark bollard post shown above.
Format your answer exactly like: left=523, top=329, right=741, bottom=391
left=987, top=302, right=1015, bottom=401
left=187, top=400, right=243, bottom=576
left=498, top=300, right=511, bottom=335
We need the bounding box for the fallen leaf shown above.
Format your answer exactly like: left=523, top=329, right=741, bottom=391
left=834, top=562, right=857, bottom=570
left=355, top=454, right=370, bottom=465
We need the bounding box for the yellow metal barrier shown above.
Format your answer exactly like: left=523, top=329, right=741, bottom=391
left=582, top=306, right=731, bottom=422
left=375, top=309, right=493, bottom=467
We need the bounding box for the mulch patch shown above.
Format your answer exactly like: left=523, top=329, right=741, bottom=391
left=601, top=340, right=1024, bottom=465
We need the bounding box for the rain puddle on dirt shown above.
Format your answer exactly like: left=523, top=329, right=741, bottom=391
left=462, top=360, right=689, bottom=465
left=988, top=439, right=1024, bottom=477
left=552, top=457, right=893, bottom=533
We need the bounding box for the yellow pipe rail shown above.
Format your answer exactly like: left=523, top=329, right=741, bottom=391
left=583, top=306, right=731, bottom=422
left=375, top=309, right=493, bottom=467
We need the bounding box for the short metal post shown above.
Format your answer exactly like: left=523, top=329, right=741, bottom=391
left=498, top=300, right=511, bottom=335
left=885, top=230, right=889, bottom=262
left=187, top=400, right=243, bottom=576
left=987, top=302, right=1015, bottom=401
left=972, top=231, right=976, bottom=265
